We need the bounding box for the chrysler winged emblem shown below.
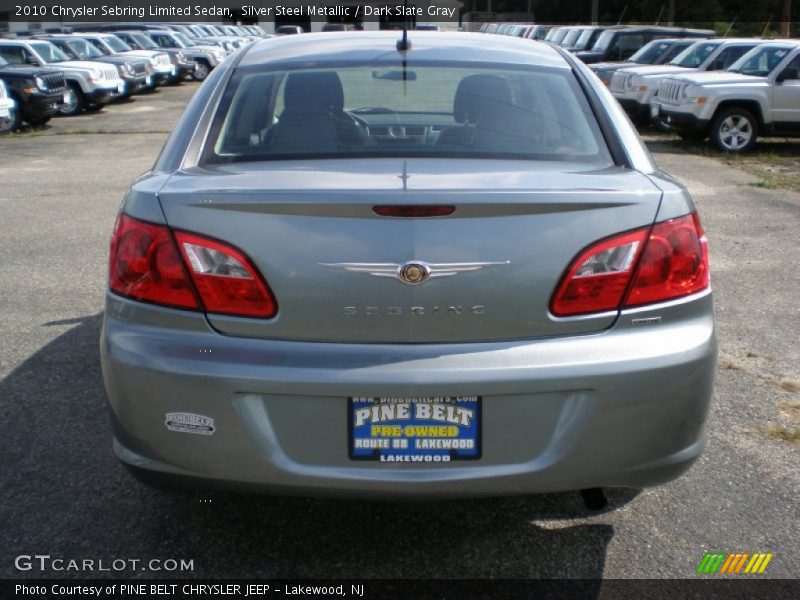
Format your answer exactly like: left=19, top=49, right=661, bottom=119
left=320, top=260, right=510, bottom=285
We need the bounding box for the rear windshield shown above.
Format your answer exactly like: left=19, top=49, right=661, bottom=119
left=203, top=64, right=611, bottom=165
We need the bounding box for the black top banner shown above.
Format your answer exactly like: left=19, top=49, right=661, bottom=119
left=1, top=1, right=462, bottom=23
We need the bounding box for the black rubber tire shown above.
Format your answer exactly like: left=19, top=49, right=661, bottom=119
left=57, top=82, right=85, bottom=116
left=710, top=107, right=758, bottom=153
left=192, top=60, right=210, bottom=82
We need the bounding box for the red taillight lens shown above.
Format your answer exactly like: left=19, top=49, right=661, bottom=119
left=624, top=213, right=709, bottom=307
left=109, top=214, right=198, bottom=309
left=174, top=231, right=278, bottom=318
left=550, top=228, right=647, bottom=316
left=109, top=214, right=278, bottom=318
left=550, top=213, right=709, bottom=317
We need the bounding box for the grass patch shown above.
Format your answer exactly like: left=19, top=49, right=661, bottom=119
left=762, top=425, right=800, bottom=447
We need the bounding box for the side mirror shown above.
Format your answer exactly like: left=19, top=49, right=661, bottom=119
left=25, top=55, right=40, bottom=66
left=776, top=67, right=799, bottom=83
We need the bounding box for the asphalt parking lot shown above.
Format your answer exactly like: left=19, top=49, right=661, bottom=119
left=0, top=83, right=798, bottom=580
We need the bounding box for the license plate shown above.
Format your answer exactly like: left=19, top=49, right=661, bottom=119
left=117, top=81, right=125, bottom=94
left=146, top=75, right=153, bottom=86
left=0, top=107, right=8, bottom=118
left=349, top=397, right=481, bottom=462
left=650, top=103, right=660, bottom=118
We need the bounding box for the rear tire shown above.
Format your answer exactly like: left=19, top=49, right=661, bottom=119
left=192, top=60, right=210, bottom=82
left=710, top=107, right=758, bottom=153
left=57, top=82, right=84, bottom=116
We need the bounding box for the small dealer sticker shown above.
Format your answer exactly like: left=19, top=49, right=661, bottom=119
left=165, top=412, right=215, bottom=435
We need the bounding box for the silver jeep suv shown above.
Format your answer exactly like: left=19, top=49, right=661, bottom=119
left=653, top=41, right=800, bottom=151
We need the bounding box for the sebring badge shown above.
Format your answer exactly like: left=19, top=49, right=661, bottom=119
left=320, top=260, right=510, bottom=285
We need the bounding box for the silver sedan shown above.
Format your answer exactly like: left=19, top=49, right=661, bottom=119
left=100, top=32, right=716, bottom=501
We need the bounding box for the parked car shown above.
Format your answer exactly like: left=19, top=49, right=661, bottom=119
left=276, top=25, right=305, bottom=35
left=35, top=35, right=152, bottom=98
left=558, top=26, right=592, bottom=49
left=109, top=30, right=193, bottom=85
left=610, top=39, right=761, bottom=122
left=73, top=32, right=176, bottom=88
left=544, top=26, right=570, bottom=45
left=654, top=41, right=800, bottom=151
left=0, top=54, right=66, bottom=130
left=0, top=79, right=17, bottom=132
left=524, top=25, right=554, bottom=41
left=142, top=30, right=226, bottom=81
left=0, top=39, right=122, bottom=116
left=101, top=32, right=715, bottom=500
left=567, top=26, right=611, bottom=52
left=590, top=38, right=701, bottom=85
left=576, top=26, right=713, bottom=64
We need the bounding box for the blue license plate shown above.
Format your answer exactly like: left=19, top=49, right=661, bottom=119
left=349, top=397, right=481, bottom=462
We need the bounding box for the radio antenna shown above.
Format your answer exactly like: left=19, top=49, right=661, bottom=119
left=396, top=0, right=412, bottom=51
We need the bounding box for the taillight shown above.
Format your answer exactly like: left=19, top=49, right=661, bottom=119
left=174, top=231, right=277, bottom=318
left=624, top=213, right=709, bottom=307
left=109, top=214, right=198, bottom=309
left=550, top=229, right=647, bottom=316
left=109, top=214, right=277, bottom=318
left=550, top=213, right=709, bottom=316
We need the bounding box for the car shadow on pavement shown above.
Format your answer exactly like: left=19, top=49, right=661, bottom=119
left=0, top=314, right=630, bottom=583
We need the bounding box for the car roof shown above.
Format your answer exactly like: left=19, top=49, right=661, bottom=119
left=239, top=31, right=571, bottom=69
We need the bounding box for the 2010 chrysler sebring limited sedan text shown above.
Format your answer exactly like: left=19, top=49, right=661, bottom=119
left=100, top=32, right=716, bottom=500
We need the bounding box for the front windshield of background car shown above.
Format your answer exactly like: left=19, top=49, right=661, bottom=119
left=30, top=42, right=70, bottom=63
left=591, top=31, right=615, bottom=53
left=173, top=33, right=195, bottom=48
left=561, top=29, right=583, bottom=47
left=129, top=33, right=158, bottom=49
left=104, top=35, right=133, bottom=52
left=629, top=40, right=672, bottom=64
left=67, top=39, right=104, bottom=59
left=727, top=45, right=790, bottom=76
left=669, top=41, right=720, bottom=67
left=573, top=28, right=596, bottom=49
left=205, top=64, right=611, bottom=166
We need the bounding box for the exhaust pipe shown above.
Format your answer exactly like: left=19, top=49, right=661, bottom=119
left=580, top=488, right=608, bottom=511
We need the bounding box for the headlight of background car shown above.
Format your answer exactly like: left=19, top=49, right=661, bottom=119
left=680, top=84, right=707, bottom=104
left=626, top=76, right=640, bottom=92
left=90, top=68, right=103, bottom=79
left=34, top=76, right=47, bottom=90
left=177, top=51, right=185, bottom=62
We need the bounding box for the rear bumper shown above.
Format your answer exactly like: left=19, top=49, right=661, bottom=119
left=101, top=291, right=717, bottom=498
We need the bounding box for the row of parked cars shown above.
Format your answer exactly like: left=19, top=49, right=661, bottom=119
left=0, top=23, right=270, bottom=133
left=483, top=22, right=800, bottom=152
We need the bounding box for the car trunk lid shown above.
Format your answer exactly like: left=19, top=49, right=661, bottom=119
left=157, top=159, right=662, bottom=343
